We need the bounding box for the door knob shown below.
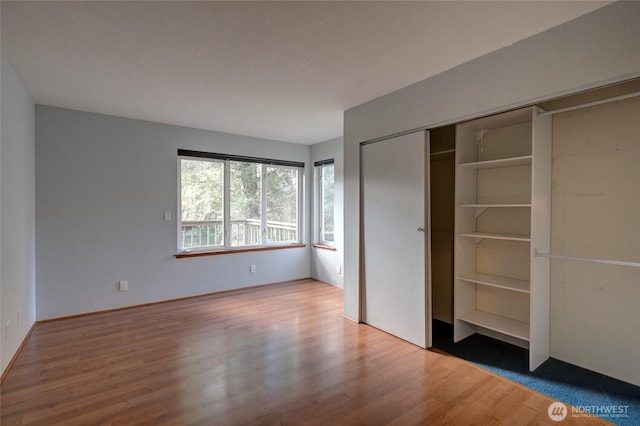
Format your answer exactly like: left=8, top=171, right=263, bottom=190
left=418, top=227, right=425, bottom=232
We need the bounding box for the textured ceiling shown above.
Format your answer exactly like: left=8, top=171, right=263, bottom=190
left=1, top=1, right=610, bottom=144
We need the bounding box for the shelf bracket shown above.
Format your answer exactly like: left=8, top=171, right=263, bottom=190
left=475, top=207, right=488, bottom=219
left=476, top=129, right=489, bottom=144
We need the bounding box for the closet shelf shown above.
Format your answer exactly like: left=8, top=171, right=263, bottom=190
left=458, top=272, right=530, bottom=293
left=458, top=310, right=530, bottom=341
left=458, top=155, right=532, bottom=169
left=459, top=232, right=531, bottom=242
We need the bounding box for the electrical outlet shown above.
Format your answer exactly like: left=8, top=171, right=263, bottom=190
left=164, top=211, right=172, bottom=221
left=17, top=310, right=22, bottom=326
left=250, top=264, right=256, bottom=274
left=119, top=280, right=128, bottom=291
left=5, top=322, right=10, bottom=341
left=337, top=265, right=342, bottom=274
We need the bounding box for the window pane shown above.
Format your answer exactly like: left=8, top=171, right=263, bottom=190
left=180, top=158, right=224, bottom=249
left=230, top=161, right=262, bottom=246
left=321, top=164, right=335, bottom=242
left=266, top=166, right=299, bottom=242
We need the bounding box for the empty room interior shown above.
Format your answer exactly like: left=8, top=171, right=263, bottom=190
left=1, top=1, right=639, bottom=424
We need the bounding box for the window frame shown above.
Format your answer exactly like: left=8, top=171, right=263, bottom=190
left=314, top=159, right=335, bottom=246
left=178, top=150, right=304, bottom=253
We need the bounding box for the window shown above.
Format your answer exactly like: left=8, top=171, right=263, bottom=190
left=178, top=150, right=303, bottom=251
left=230, top=161, right=262, bottom=246
left=315, top=159, right=334, bottom=244
left=180, top=158, right=224, bottom=249
left=266, top=165, right=300, bottom=243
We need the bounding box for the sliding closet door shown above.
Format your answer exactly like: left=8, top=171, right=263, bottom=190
left=361, top=131, right=431, bottom=348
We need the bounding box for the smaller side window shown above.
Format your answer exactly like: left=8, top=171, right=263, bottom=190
left=316, top=161, right=334, bottom=245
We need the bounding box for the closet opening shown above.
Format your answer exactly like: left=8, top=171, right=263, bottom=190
left=427, top=77, right=640, bottom=376
left=428, top=124, right=456, bottom=350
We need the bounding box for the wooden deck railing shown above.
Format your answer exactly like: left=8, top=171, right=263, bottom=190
left=181, top=219, right=297, bottom=249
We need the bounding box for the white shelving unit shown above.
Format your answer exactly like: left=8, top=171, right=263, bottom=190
left=453, top=107, right=552, bottom=371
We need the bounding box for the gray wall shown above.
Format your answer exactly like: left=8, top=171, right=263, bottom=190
left=1, top=52, right=36, bottom=374
left=344, top=1, right=640, bottom=382
left=36, top=106, right=312, bottom=320
left=310, top=137, right=344, bottom=288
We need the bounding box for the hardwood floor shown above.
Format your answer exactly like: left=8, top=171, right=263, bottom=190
left=1, top=279, right=608, bottom=425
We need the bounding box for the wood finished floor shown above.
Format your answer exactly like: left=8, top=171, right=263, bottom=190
left=1, top=279, right=609, bottom=425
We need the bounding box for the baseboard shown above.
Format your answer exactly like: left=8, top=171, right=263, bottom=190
left=0, top=321, right=37, bottom=385
left=342, top=314, right=359, bottom=323
left=38, top=277, right=316, bottom=324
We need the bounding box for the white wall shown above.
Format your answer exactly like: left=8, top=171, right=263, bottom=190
left=36, top=106, right=312, bottom=320
left=343, top=1, right=640, bottom=382
left=1, top=52, right=36, bottom=375
left=310, top=137, right=344, bottom=288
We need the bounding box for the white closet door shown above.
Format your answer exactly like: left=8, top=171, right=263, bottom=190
left=361, top=131, right=431, bottom=348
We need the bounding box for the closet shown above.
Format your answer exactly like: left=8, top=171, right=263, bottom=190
left=443, top=83, right=639, bottom=379
left=362, top=79, right=639, bottom=381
